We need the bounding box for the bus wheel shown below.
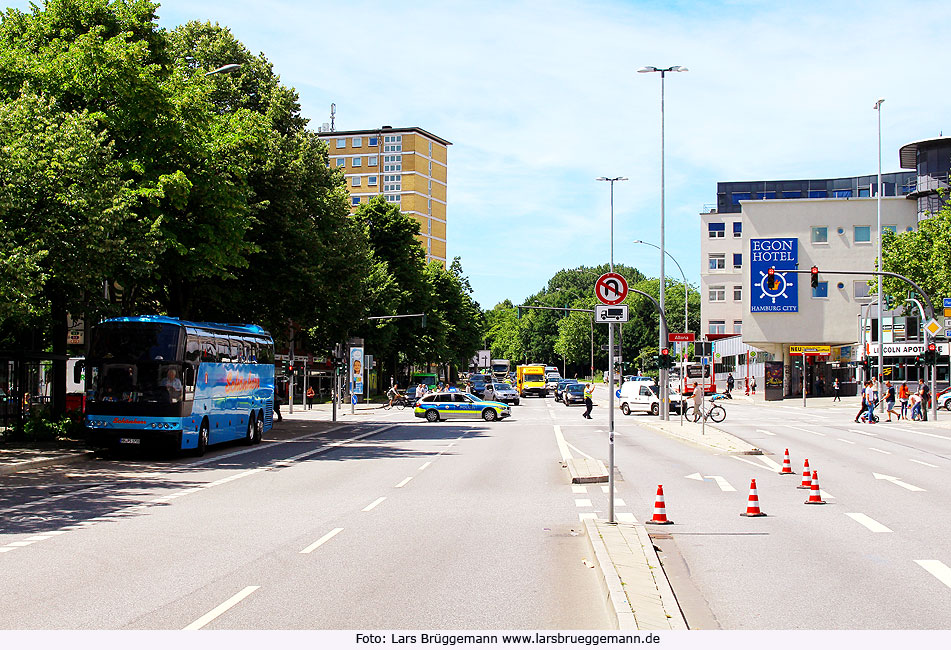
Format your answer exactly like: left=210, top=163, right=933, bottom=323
left=194, top=422, right=209, bottom=457
left=244, top=415, right=255, bottom=445
left=253, top=412, right=263, bottom=444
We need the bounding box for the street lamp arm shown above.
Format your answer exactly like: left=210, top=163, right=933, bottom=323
left=632, top=240, right=687, bottom=285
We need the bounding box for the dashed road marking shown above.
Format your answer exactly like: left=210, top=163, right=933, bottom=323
left=849, top=429, right=877, bottom=437
left=845, top=513, right=892, bottom=533
left=418, top=461, right=432, bottom=471
left=909, top=459, right=939, bottom=468
left=869, top=448, right=892, bottom=455
left=783, top=425, right=826, bottom=437
left=755, top=429, right=776, bottom=436
left=837, top=438, right=856, bottom=444
left=183, top=585, right=260, bottom=630
left=575, top=499, right=593, bottom=508
left=892, top=427, right=951, bottom=441
left=915, top=560, right=951, bottom=590
left=572, top=485, right=588, bottom=494
left=300, top=527, right=343, bottom=554
left=362, top=497, right=386, bottom=512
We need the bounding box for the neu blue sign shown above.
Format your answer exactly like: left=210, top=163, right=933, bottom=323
left=750, top=238, right=798, bottom=313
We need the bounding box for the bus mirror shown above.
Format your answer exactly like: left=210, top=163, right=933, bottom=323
left=73, top=361, right=84, bottom=384
left=184, top=363, right=196, bottom=387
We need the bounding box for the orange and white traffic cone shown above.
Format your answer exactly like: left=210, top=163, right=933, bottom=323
left=797, top=458, right=812, bottom=489
left=740, top=478, right=767, bottom=517
left=646, top=484, right=674, bottom=525
left=780, top=449, right=795, bottom=475
left=804, top=470, right=826, bottom=505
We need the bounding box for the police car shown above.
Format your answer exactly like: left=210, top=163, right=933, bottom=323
left=414, top=391, right=512, bottom=422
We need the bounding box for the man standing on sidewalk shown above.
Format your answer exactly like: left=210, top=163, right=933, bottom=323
left=833, top=378, right=841, bottom=401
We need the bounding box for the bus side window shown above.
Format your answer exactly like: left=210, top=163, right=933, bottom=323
left=185, top=336, right=201, bottom=364
left=202, top=338, right=217, bottom=363
left=217, top=338, right=231, bottom=363
left=249, top=340, right=259, bottom=363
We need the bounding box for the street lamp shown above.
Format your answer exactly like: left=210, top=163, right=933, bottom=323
left=205, top=63, right=242, bottom=76
left=638, top=65, right=688, bottom=420
left=874, top=98, right=884, bottom=412
left=633, top=239, right=689, bottom=332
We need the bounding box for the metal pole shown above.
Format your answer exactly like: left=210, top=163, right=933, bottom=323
left=875, top=98, right=885, bottom=413
left=931, top=334, right=938, bottom=421
left=590, top=316, right=594, bottom=380
left=659, top=70, right=668, bottom=421
left=802, top=351, right=807, bottom=408
left=608, top=321, right=615, bottom=524
left=288, top=324, right=295, bottom=415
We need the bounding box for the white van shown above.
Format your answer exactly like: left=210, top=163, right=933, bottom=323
left=617, top=380, right=684, bottom=416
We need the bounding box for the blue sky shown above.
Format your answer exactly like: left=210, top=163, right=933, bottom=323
left=16, top=0, right=951, bottom=310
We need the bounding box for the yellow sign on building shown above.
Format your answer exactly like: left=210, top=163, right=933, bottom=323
left=789, top=345, right=832, bottom=355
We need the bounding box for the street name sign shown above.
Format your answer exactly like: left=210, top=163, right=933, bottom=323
left=669, top=333, right=695, bottom=342
left=594, top=304, right=629, bottom=323
left=595, top=272, right=629, bottom=305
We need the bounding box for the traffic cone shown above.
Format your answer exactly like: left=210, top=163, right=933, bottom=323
left=797, top=458, right=812, bottom=489
left=804, top=470, right=826, bottom=505
left=646, top=485, right=674, bottom=525
left=740, top=479, right=767, bottom=517
left=779, top=449, right=795, bottom=475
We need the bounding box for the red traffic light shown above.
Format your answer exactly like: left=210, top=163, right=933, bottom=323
left=661, top=348, right=669, bottom=356
left=928, top=343, right=937, bottom=352
left=767, top=267, right=778, bottom=290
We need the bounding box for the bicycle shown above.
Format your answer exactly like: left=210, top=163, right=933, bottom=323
left=383, top=395, right=409, bottom=410
left=684, top=394, right=727, bottom=423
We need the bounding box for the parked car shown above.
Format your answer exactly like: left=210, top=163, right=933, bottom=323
left=414, top=391, right=511, bottom=422
left=554, top=379, right=579, bottom=401
left=563, top=383, right=586, bottom=406
left=484, top=382, right=519, bottom=405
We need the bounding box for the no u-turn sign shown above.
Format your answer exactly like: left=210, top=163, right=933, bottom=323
left=595, top=272, right=628, bottom=305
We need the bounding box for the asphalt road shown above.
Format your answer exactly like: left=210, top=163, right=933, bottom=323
left=0, top=410, right=611, bottom=630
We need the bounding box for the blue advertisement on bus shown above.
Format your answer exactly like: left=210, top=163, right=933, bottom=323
left=750, top=238, right=799, bottom=313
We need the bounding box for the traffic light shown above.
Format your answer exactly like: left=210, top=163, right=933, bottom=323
left=925, top=342, right=938, bottom=365
left=810, top=266, right=819, bottom=289
left=659, top=348, right=672, bottom=369
left=767, top=267, right=777, bottom=290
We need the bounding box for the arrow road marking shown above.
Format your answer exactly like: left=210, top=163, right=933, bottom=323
left=685, top=472, right=704, bottom=481
left=706, top=476, right=737, bottom=492
left=873, top=472, right=925, bottom=492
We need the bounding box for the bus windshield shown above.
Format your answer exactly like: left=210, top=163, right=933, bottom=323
left=89, top=323, right=182, bottom=361
left=88, top=361, right=187, bottom=405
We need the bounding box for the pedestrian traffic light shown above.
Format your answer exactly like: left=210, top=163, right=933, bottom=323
left=925, top=342, right=937, bottom=365
left=767, top=267, right=777, bottom=290
left=659, top=348, right=672, bottom=369
left=810, top=266, right=819, bottom=289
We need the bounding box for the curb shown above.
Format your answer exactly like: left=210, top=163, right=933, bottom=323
left=0, top=451, right=96, bottom=476
left=635, top=418, right=761, bottom=455
left=583, top=519, right=637, bottom=630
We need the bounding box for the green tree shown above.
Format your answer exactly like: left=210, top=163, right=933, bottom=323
left=424, top=258, right=483, bottom=373
left=882, top=203, right=951, bottom=308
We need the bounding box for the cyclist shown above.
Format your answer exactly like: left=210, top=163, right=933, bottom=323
left=387, top=383, right=402, bottom=408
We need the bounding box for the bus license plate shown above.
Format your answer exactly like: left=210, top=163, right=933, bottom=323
left=119, top=438, right=141, bottom=445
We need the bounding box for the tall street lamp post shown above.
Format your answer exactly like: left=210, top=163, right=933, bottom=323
left=639, top=65, right=687, bottom=420
left=874, top=98, right=885, bottom=412
left=597, top=176, right=627, bottom=525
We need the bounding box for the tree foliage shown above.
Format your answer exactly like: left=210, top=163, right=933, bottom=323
left=882, top=202, right=951, bottom=311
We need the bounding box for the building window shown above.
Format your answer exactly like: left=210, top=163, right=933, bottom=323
left=351, top=197, right=360, bottom=206
left=384, top=135, right=402, bottom=153
left=708, top=223, right=725, bottom=238
left=709, top=286, right=726, bottom=302
left=384, top=155, right=401, bottom=172
left=733, top=221, right=742, bottom=237
left=733, top=320, right=743, bottom=334
left=833, top=189, right=852, bottom=198
left=336, top=138, right=346, bottom=149
left=368, top=156, right=377, bottom=166
left=811, top=226, right=828, bottom=243
left=731, top=192, right=751, bottom=205
left=812, top=282, right=829, bottom=298
left=709, top=253, right=725, bottom=270
left=733, top=285, right=742, bottom=301
left=854, top=226, right=871, bottom=243
left=854, top=280, right=871, bottom=298
left=384, top=174, right=401, bottom=192
left=808, top=190, right=827, bottom=198
left=368, top=136, right=378, bottom=146
left=352, top=176, right=361, bottom=187
left=782, top=191, right=801, bottom=199
left=859, top=187, right=870, bottom=197
left=352, top=137, right=362, bottom=148
left=733, top=253, right=742, bottom=268
left=883, top=224, right=897, bottom=234
left=368, top=176, right=377, bottom=185
left=352, top=157, right=362, bottom=167
left=336, top=158, right=345, bottom=167
left=385, top=194, right=401, bottom=203
left=709, top=320, right=726, bottom=335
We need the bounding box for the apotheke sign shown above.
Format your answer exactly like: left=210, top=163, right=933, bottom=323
left=867, top=343, right=949, bottom=357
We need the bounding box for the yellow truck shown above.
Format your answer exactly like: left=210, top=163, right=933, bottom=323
left=516, top=364, right=548, bottom=398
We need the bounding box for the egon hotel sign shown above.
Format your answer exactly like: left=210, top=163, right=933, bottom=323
left=750, top=238, right=798, bottom=313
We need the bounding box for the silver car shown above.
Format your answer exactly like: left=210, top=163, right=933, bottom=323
left=484, top=382, right=520, bottom=405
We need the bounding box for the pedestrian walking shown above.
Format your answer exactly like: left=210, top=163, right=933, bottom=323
left=750, top=376, right=756, bottom=395
left=817, top=376, right=825, bottom=396
left=884, top=381, right=899, bottom=421
left=899, top=381, right=910, bottom=419
left=855, top=380, right=870, bottom=423
left=872, top=376, right=880, bottom=404
left=865, top=381, right=876, bottom=423
left=691, top=382, right=704, bottom=420
left=833, top=378, right=841, bottom=401
left=726, top=373, right=735, bottom=398
left=921, top=382, right=931, bottom=421
left=582, top=383, right=594, bottom=419
left=274, top=392, right=283, bottom=422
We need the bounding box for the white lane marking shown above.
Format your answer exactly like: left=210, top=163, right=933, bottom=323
left=418, top=461, right=432, bottom=471
left=7, top=541, right=35, bottom=547
left=553, top=425, right=571, bottom=463
left=579, top=513, right=597, bottom=521
left=0, top=547, right=15, bottom=553
left=730, top=455, right=775, bottom=471
left=300, top=528, right=343, bottom=554
left=849, top=429, right=878, bottom=437
left=783, top=425, right=826, bottom=437
left=395, top=477, right=413, bottom=488
left=755, top=429, right=776, bottom=436
left=892, top=427, right=951, bottom=441
left=705, top=476, right=737, bottom=492
left=758, top=456, right=782, bottom=472
left=362, top=497, right=386, bottom=512
left=26, top=536, right=52, bottom=541
left=845, top=513, right=893, bottom=533
left=183, top=585, right=260, bottom=630
left=566, top=441, right=596, bottom=460
left=915, top=560, right=951, bottom=590
left=909, top=459, right=939, bottom=468
left=873, top=473, right=925, bottom=492
left=837, top=438, right=856, bottom=444
left=575, top=499, right=593, bottom=508
left=601, top=485, right=610, bottom=493
left=869, top=447, right=892, bottom=455
left=820, top=490, right=835, bottom=500
left=572, top=485, right=588, bottom=494
left=614, top=498, right=626, bottom=507
left=616, top=512, right=636, bottom=523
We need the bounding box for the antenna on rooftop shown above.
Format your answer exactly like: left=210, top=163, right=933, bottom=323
left=330, top=103, right=336, bottom=132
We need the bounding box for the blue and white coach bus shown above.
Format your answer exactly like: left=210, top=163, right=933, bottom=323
left=83, top=316, right=275, bottom=455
